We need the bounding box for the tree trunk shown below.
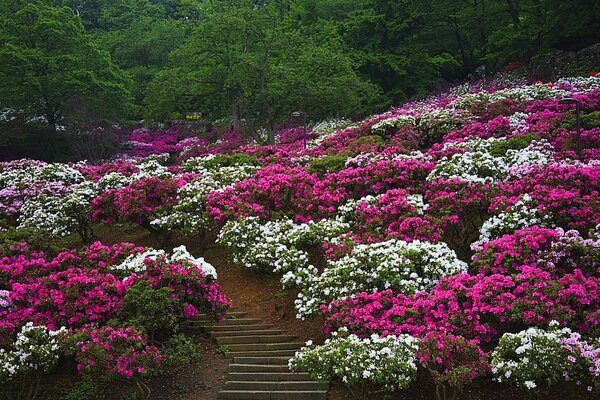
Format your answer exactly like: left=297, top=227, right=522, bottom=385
left=506, top=0, right=521, bottom=30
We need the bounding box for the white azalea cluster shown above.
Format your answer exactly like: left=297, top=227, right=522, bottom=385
left=289, top=328, right=419, bottom=392
left=111, top=245, right=217, bottom=279
left=95, top=158, right=176, bottom=192
left=453, top=82, right=569, bottom=109
left=180, top=156, right=260, bottom=185
left=307, top=118, right=355, bottom=148
left=217, top=216, right=350, bottom=274
left=557, top=75, right=600, bottom=91
left=150, top=175, right=221, bottom=235
left=429, top=136, right=552, bottom=183
left=371, top=114, right=416, bottom=135
left=491, top=321, right=576, bottom=391
left=293, top=239, right=468, bottom=318
left=0, top=323, right=66, bottom=384
left=150, top=158, right=260, bottom=234
left=476, top=194, right=553, bottom=244
left=0, top=161, right=84, bottom=189
left=18, top=182, right=97, bottom=239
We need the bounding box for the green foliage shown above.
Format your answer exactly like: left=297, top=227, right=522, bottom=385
left=202, top=154, right=261, bottom=170
left=308, top=154, right=349, bottom=176
left=2, top=0, right=600, bottom=137
left=489, top=134, right=541, bottom=157
left=163, top=333, right=203, bottom=365
left=0, top=121, right=71, bottom=162
left=347, top=135, right=385, bottom=152
left=61, top=380, right=97, bottom=400
left=216, top=345, right=230, bottom=355
left=0, top=1, right=132, bottom=127
left=0, top=227, right=64, bottom=257
left=121, top=281, right=178, bottom=339
left=144, top=0, right=380, bottom=142
left=582, top=112, right=600, bottom=130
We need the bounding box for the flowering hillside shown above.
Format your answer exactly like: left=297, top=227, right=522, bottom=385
left=1, top=75, right=600, bottom=399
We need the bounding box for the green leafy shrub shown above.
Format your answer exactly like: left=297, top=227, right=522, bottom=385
left=0, top=227, right=64, bottom=256
left=163, top=334, right=203, bottom=365
left=307, top=154, right=349, bottom=176
left=347, top=135, right=385, bottom=153
left=61, top=381, right=97, bottom=400
left=121, top=281, right=178, bottom=340
left=489, top=133, right=541, bottom=157
left=201, top=153, right=260, bottom=170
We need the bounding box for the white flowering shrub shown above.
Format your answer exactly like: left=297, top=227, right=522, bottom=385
left=428, top=137, right=551, bottom=183
left=371, top=115, right=416, bottom=135
left=150, top=176, right=221, bottom=235
left=491, top=322, right=577, bottom=391
left=476, top=194, right=553, bottom=244
left=0, top=162, right=84, bottom=193
left=294, top=239, right=468, bottom=318
left=0, top=323, right=66, bottom=384
left=151, top=159, right=260, bottom=235
left=96, top=171, right=132, bottom=191
left=308, top=118, right=355, bottom=148
left=18, top=183, right=97, bottom=242
left=453, top=83, right=568, bottom=110
left=217, top=217, right=349, bottom=274
left=290, top=328, right=419, bottom=394
left=111, top=245, right=217, bottom=279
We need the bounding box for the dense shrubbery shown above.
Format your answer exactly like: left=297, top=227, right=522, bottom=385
left=1, top=75, right=600, bottom=399
left=0, top=241, right=229, bottom=398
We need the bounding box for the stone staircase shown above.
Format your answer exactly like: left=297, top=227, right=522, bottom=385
left=192, top=309, right=328, bottom=400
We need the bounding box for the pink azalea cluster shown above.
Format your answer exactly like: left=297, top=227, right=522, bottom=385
left=75, top=160, right=139, bottom=182
left=322, top=267, right=600, bottom=344
left=354, top=189, right=442, bottom=242
left=122, top=125, right=197, bottom=158
left=416, top=331, right=490, bottom=388
left=0, top=242, right=230, bottom=345
left=471, top=226, right=600, bottom=276
left=66, top=325, right=166, bottom=379
left=90, top=177, right=182, bottom=226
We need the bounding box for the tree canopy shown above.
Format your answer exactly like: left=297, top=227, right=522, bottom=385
left=1, top=0, right=599, bottom=135
left=0, top=0, right=131, bottom=128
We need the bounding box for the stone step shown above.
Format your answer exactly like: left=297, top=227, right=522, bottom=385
left=233, top=356, right=293, bottom=365
left=213, top=330, right=285, bottom=338
left=200, top=318, right=263, bottom=327
left=226, top=349, right=299, bottom=359
left=217, top=335, right=297, bottom=345
left=229, top=364, right=292, bottom=373
left=206, top=324, right=275, bottom=332
left=225, top=342, right=304, bottom=352
left=217, top=390, right=328, bottom=400
left=228, top=372, right=313, bottom=382
left=224, top=381, right=328, bottom=391
left=195, top=311, right=249, bottom=320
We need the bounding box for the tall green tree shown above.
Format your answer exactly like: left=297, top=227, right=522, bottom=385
left=145, top=0, right=379, bottom=143
left=0, top=0, right=132, bottom=128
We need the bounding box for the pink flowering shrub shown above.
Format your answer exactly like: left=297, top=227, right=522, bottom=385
left=139, top=259, right=231, bottom=319
left=207, top=164, right=343, bottom=222
left=65, top=326, right=166, bottom=380
left=0, top=242, right=230, bottom=343
left=497, top=163, right=600, bottom=231
left=0, top=267, right=130, bottom=339
left=90, top=177, right=181, bottom=229
left=417, top=331, right=490, bottom=390
left=322, top=268, right=600, bottom=344
left=471, top=226, right=600, bottom=276
left=75, top=160, right=139, bottom=182
left=353, top=189, right=443, bottom=242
